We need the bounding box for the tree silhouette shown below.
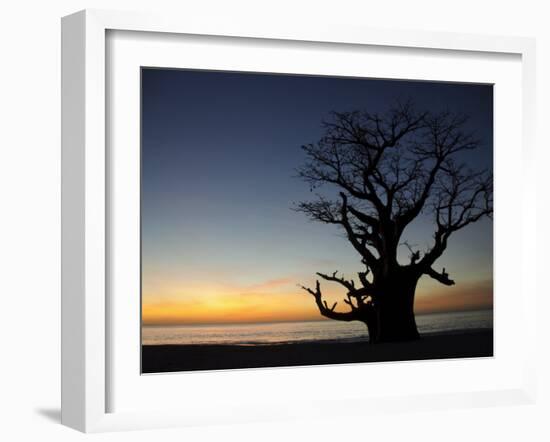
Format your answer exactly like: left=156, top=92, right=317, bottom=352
left=295, top=101, right=492, bottom=343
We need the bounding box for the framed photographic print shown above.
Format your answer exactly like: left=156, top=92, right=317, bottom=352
left=140, top=68, right=494, bottom=374
left=61, top=9, right=538, bottom=432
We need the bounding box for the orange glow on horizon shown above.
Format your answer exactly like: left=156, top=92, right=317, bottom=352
left=142, top=276, right=493, bottom=325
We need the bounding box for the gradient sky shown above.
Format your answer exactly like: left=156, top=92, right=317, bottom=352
left=141, top=68, right=493, bottom=325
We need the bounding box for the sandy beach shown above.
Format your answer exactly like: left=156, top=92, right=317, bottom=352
left=142, top=329, right=493, bottom=373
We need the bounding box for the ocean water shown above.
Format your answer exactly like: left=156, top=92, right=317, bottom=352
left=142, top=309, right=493, bottom=346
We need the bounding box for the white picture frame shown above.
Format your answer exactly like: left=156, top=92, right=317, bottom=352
left=61, top=9, right=538, bottom=433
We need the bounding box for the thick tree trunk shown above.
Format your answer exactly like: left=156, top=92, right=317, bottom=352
left=364, top=318, right=380, bottom=343
left=368, top=277, right=420, bottom=343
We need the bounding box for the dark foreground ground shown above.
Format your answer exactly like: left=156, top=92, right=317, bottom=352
left=142, top=329, right=493, bottom=374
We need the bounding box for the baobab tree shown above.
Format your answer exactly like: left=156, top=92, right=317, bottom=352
left=296, top=101, right=492, bottom=343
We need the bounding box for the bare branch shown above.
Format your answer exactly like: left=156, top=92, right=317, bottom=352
left=424, top=267, right=455, bottom=286
left=316, top=270, right=356, bottom=291
left=419, top=162, right=492, bottom=268
left=402, top=241, right=421, bottom=265
left=339, top=193, right=379, bottom=267
left=299, top=281, right=358, bottom=321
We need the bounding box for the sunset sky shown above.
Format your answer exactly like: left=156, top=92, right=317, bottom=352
left=141, top=69, right=493, bottom=326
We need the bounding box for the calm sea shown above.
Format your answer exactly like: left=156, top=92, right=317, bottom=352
left=142, top=309, right=493, bottom=346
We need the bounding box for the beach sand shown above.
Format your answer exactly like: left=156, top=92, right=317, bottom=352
left=141, top=329, right=493, bottom=373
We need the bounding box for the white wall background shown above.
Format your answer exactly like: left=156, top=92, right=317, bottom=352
left=0, top=1, right=548, bottom=440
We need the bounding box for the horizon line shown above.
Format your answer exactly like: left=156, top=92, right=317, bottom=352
left=142, top=306, right=493, bottom=327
